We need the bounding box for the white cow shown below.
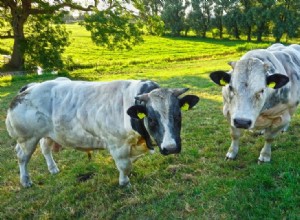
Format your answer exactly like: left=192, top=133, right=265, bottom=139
left=210, top=44, right=300, bottom=163
left=6, top=78, right=199, bottom=187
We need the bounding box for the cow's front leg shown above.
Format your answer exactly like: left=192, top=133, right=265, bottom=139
left=110, top=147, right=132, bottom=187
left=39, top=138, right=60, bottom=174
left=258, top=126, right=283, bottom=164
left=115, top=158, right=132, bottom=187
left=258, top=128, right=274, bottom=163
left=226, top=126, right=242, bottom=160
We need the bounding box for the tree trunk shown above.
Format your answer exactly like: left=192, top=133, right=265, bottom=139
left=257, top=32, right=263, bottom=42
left=202, top=25, right=207, bottom=38
left=275, top=36, right=281, bottom=42
left=8, top=9, right=28, bottom=70
left=234, top=23, right=240, bottom=39
left=219, top=24, right=223, bottom=39
left=247, top=26, right=251, bottom=41
left=256, top=23, right=264, bottom=42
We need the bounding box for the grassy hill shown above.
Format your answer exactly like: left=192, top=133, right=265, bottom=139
left=0, top=24, right=299, bottom=219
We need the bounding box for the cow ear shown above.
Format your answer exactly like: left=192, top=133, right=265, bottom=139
left=179, top=95, right=200, bottom=111
left=127, top=105, right=147, bottom=120
left=210, top=71, right=231, bottom=86
left=266, top=74, right=289, bottom=89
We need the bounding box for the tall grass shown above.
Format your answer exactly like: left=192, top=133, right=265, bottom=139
left=0, top=24, right=299, bottom=219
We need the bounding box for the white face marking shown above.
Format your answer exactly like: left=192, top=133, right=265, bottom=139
left=148, top=89, right=178, bottom=152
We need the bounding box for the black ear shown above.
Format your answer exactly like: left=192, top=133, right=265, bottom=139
left=210, top=71, right=231, bottom=86
left=127, top=105, right=147, bottom=120
left=266, top=74, right=289, bottom=89
left=179, top=95, right=200, bottom=111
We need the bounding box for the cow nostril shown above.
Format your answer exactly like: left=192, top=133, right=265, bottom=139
left=233, top=118, right=252, bottom=129
left=160, top=145, right=180, bottom=155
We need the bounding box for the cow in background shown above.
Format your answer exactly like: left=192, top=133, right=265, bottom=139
left=210, top=44, right=300, bottom=163
left=6, top=78, right=199, bottom=187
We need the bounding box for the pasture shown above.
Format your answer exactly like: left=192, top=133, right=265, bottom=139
left=0, top=24, right=299, bottom=219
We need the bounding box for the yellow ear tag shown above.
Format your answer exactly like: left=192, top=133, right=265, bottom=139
left=137, top=112, right=146, bottom=119
left=220, top=78, right=228, bottom=86
left=181, top=103, right=190, bottom=111
left=268, top=82, right=276, bottom=89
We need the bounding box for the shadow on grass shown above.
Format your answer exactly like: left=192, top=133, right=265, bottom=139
left=161, top=35, right=271, bottom=47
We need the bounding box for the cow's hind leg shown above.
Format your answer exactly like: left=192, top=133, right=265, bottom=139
left=40, top=138, right=60, bottom=174
left=226, top=127, right=242, bottom=160
left=16, top=138, right=39, bottom=187
left=110, top=147, right=132, bottom=187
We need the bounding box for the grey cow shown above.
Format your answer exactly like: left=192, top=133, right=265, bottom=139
left=210, top=43, right=300, bottom=163
left=6, top=78, right=199, bottom=187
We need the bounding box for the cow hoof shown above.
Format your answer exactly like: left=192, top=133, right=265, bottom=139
left=120, top=182, right=131, bottom=188
left=257, top=159, right=271, bottom=165
left=49, top=167, right=60, bottom=174
left=225, top=156, right=236, bottom=161
left=21, top=176, right=33, bottom=188
left=258, top=155, right=271, bottom=164
left=225, top=152, right=237, bottom=160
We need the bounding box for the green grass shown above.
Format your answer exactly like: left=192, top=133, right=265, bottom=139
left=0, top=24, right=299, bottom=219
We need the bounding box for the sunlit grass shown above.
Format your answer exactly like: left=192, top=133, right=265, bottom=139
left=0, top=24, right=299, bottom=219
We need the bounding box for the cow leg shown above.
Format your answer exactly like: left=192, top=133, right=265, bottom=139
left=226, top=126, right=242, bottom=160
left=15, top=138, right=39, bottom=187
left=110, top=148, right=132, bottom=186
left=115, top=158, right=132, bottom=187
left=258, top=126, right=284, bottom=163
left=39, top=138, right=60, bottom=174
left=258, top=129, right=274, bottom=163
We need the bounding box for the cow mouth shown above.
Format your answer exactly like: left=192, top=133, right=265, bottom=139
left=159, top=147, right=181, bottom=155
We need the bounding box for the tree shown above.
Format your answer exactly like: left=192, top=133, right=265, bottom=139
left=251, top=0, right=274, bottom=42
left=187, top=0, right=213, bottom=38
left=0, top=0, right=95, bottom=70
left=213, top=0, right=235, bottom=39
left=271, top=0, right=300, bottom=42
left=239, top=0, right=256, bottom=41
left=223, top=4, right=242, bottom=39
left=132, top=0, right=165, bottom=35
left=24, top=14, right=70, bottom=70
left=82, top=5, right=143, bottom=50
left=161, top=0, right=190, bottom=36
left=0, top=1, right=143, bottom=70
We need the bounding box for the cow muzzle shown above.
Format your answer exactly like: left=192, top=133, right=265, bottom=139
left=233, top=118, right=252, bottom=129
left=160, top=144, right=181, bottom=155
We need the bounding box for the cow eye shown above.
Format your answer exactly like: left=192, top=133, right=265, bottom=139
left=255, top=89, right=264, bottom=99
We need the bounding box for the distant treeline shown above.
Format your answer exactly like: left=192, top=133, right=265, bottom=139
left=134, top=0, right=300, bottom=42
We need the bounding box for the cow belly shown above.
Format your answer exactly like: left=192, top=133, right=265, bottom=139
left=49, top=129, right=108, bottom=149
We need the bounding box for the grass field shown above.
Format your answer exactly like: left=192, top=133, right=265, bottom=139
left=0, top=24, right=299, bottom=219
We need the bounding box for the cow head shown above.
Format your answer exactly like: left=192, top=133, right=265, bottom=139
left=210, top=58, right=289, bottom=129
left=127, top=88, right=199, bottom=155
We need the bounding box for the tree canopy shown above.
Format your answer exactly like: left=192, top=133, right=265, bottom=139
left=0, top=0, right=300, bottom=71
left=0, top=0, right=143, bottom=70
